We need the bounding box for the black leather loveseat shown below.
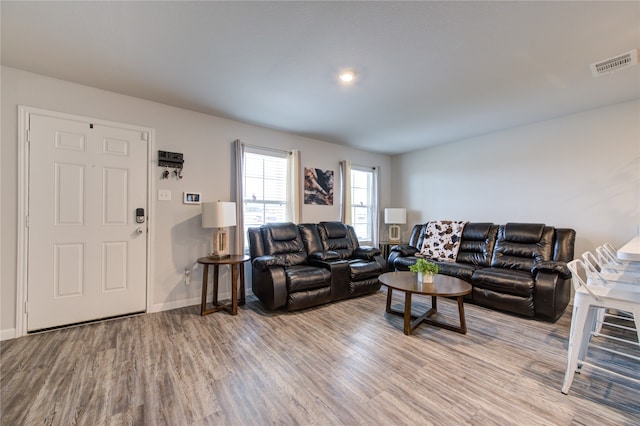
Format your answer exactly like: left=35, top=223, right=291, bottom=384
left=388, top=222, right=575, bottom=321
left=248, top=221, right=385, bottom=311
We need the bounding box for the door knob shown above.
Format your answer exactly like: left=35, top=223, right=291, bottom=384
left=136, top=227, right=144, bottom=235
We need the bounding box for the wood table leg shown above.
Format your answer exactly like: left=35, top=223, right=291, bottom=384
left=386, top=287, right=393, bottom=313
left=457, top=296, right=467, bottom=334
left=421, top=296, right=468, bottom=334
left=212, top=265, right=219, bottom=305
left=403, top=292, right=412, bottom=335
left=230, top=264, right=238, bottom=315
left=200, top=264, right=209, bottom=316
left=238, top=263, right=246, bottom=306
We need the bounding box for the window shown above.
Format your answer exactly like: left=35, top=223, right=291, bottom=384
left=351, top=166, right=375, bottom=243
left=242, top=148, right=288, bottom=248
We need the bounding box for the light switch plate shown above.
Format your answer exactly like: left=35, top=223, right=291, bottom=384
left=158, top=189, right=171, bottom=201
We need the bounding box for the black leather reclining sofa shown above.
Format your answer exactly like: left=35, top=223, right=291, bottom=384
left=388, top=222, right=575, bottom=321
left=248, top=221, right=385, bottom=311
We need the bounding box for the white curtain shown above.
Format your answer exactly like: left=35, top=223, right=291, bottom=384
left=339, top=160, right=352, bottom=224
left=286, top=149, right=301, bottom=223
left=372, top=166, right=380, bottom=245
left=234, top=139, right=245, bottom=253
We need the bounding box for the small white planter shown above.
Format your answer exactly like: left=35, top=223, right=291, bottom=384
left=417, top=272, right=434, bottom=284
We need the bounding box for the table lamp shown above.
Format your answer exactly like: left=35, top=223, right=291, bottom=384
left=202, top=201, right=236, bottom=258
left=384, top=208, right=406, bottom=243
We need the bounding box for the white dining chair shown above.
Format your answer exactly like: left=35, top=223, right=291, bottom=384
left=580, top=250, right=638, bottom=335
left=598, top=242, right=640, bottom=273
left=583, top=250, right=640, bottom=285
left=562, top=259, right=640, bottom=394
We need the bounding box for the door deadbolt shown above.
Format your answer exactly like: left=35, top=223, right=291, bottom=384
left=136, top=208, right=145, bottom=223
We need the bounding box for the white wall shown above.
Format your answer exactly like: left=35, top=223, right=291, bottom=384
left=1, top=66, right=392, bottom=337
left=390, top=99, right=640, bottom=258
left=3, top=66, right=637, bottom=338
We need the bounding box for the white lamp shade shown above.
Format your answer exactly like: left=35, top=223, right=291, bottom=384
left=202, top=201, right=236, bottom=228
left=384, top=208, right=406, bottom=225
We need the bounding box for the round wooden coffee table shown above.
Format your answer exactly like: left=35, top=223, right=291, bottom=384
left=379, top=271, right=472, bottom=335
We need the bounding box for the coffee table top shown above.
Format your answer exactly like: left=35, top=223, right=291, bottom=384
left=379, top=271, right=472, bottom=297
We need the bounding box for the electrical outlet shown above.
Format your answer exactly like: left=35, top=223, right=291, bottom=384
left=158, top=190, right=171, bottom=201
left=184, top=269, right=191, bottom=285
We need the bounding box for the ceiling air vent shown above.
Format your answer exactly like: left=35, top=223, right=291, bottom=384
left=590, top=49, right=638, bottom=77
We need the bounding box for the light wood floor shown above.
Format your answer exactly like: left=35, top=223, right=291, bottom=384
left=2, top=290, right=639, bottom=425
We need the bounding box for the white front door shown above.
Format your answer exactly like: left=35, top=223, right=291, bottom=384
left=27, top=113, right=148, bottom=331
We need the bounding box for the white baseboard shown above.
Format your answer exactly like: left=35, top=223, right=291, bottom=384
left=1, top=328, right=17, bottom=341
left=150, top=296, right=202, bottom=313
left=3, top=290, right=255, bottom=339
left=150, top=289, right=253, bottom=313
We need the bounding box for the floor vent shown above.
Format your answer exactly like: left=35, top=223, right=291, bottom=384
left=590, top=49, right=638, bottom=77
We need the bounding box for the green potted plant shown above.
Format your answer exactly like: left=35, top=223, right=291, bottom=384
left=409, top=258, right=439, bottom=283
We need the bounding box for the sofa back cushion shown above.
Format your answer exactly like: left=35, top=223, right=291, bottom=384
left=261, top=222, right=308, bottom=266
left=248, top=227, right=265, bottom=258
left=419, top=220, right=468, bottom=262
left=553, top=228, right=576, bottom=262
left=408, top=224, right=427, bottom=249
left=318, top=221, right=356, bottom=259
left=456, top=223, right=498, bottom=267
left=297, top=223, right=324, bottom=255
left=490, top=223, right=554, bottom=272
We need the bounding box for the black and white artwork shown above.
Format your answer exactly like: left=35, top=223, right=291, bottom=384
left=304, top=167, right=334, bottom=205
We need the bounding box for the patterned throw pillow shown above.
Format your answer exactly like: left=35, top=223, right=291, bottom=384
left=420, top=220, right=468, bottom=262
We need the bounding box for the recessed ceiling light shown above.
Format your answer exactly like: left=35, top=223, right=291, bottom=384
left=339, top=70, right=356, bottom=84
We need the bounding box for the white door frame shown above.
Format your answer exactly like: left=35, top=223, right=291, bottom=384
left=16, top=106, right=155, bottom=337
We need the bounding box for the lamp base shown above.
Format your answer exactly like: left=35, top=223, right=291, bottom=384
left=207, top=253, right=231, bottom=259
left=389, top=224, right=401, bottom=243
left=209, top=228, right=230, bottom=258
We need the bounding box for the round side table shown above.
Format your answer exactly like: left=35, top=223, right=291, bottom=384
left=197, top=255, right=250, bottom=316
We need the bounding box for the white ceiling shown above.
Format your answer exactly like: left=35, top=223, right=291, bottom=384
left=2, top=1, right=639, bottom=154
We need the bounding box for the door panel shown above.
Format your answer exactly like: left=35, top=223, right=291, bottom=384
left=27, top=114, right=148, bottom=331
left=102, top=241, right=128, bottom=291
left=54, top=243, right=84, bottom=297
left=55, top=162, right=85, bottom=225
left=103, top=167, right=128, bottom=224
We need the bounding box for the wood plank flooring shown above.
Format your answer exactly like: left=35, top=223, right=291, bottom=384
left=2, top=290, right=639, bottom=425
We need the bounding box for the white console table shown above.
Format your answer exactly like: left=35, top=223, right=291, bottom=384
left=617, top=235, right=640, bottom=261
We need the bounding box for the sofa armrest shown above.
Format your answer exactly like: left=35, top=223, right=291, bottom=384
left=534, top=271, right=571, bottom=321
left=353, top=246, right=382, bottom=260
left=252, top=255, right=286, bottom=272
left=308, top=251, right=341, bottom=261
left=532, top=260, right=571, bottom=280
left=390, top=244, right=418, bottom=257
left=251, top=265, right=288, bottom=310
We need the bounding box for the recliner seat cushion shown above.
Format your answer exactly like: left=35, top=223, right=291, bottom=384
left=434, top=262, right=477, bottom=281
left=471, top=268, right=534, bottom=298
left=286, top=265, right=331, bottom=293
left=348, top=259, right=382, bottom=281
left=350, top=277, right=381, bottom=296
left=392, top=256, right=420, bottom=271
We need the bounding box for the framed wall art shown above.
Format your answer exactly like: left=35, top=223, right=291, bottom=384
left=304, top=167, right=334, bottom=205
